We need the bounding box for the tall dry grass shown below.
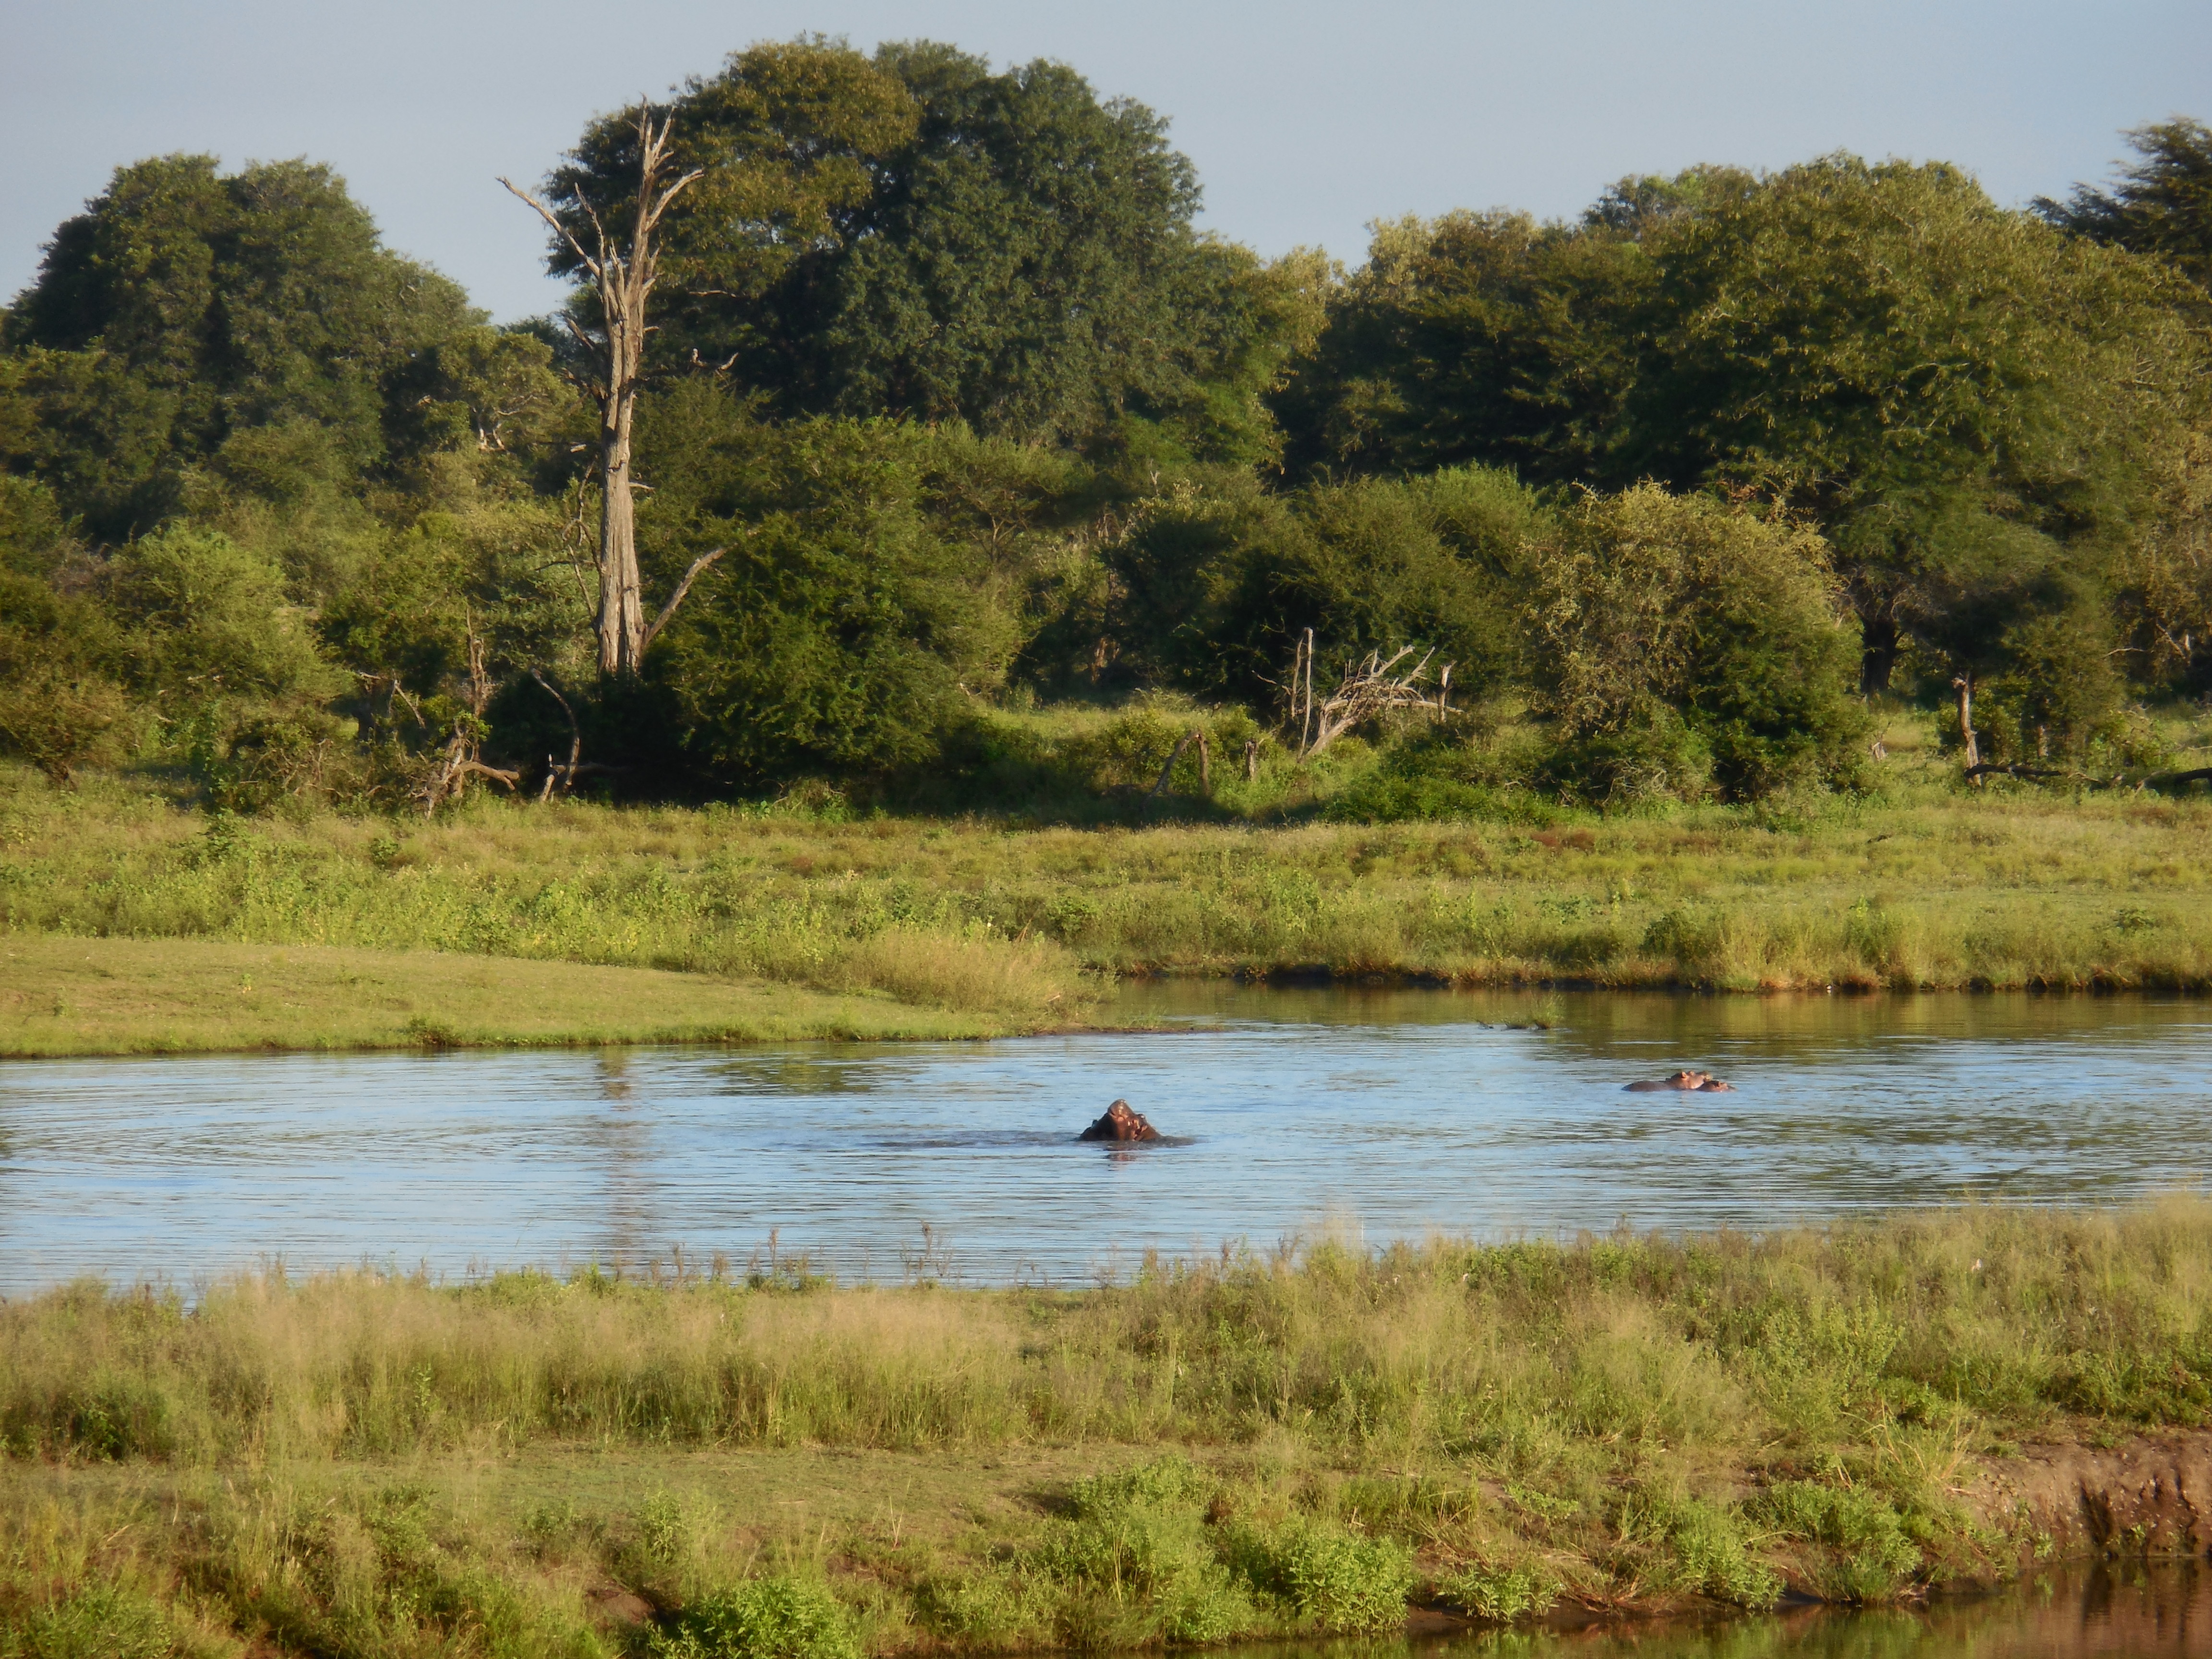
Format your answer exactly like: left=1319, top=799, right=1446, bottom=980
left=10, top=1203, right=2212, bottom=1470
left=10, top=1206, right=2212, bottom=1653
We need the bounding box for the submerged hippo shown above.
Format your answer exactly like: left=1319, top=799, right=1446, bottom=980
left=1079, top=1099, right=1163, bottom=1142
left=1623, top=1070, right=1735, bottom=1093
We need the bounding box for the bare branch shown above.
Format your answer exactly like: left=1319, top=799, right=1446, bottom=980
left=1285, top=642, right=1453, bottom=759
left=638, top=547, right=726, bottom=654
left=497, top=177, right=601, bottom=278
left=530, top=670, right=584, bottom=800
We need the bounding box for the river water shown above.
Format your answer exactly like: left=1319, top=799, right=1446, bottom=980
left=0, top=986, right=2208, bottom=1293
left=1299, top=1563, right=2212, bottom=1655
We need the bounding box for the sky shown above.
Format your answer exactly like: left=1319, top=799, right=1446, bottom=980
left=4, top=0, right=2206, bottom=323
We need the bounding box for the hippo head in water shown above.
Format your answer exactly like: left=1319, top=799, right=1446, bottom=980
left=1079, top=1099, right=1163, bottom=1142
left=1623, top=1070, right=1736, bottom=1093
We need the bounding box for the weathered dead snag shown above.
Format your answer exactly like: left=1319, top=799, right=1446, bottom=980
left=1277, top=628, right=1455, bottom=759
left=501, top=112, right=717, bottom=677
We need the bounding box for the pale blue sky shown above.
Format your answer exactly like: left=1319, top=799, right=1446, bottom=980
left=5, top=0, right=2206, bottom=322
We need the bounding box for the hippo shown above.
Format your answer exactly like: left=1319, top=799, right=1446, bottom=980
left=1079, top=1099, right=1163, bottom=1142
left=1623, top=1070, right=1735, bottom=1093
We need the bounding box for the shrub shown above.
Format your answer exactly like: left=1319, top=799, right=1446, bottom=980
left=1536, top=711, right=1714, bottom=807
left=1106, top=467, right=1538, bottom=708
left=1226, top=1515, right=1413, bottom=1634
left=1753, top=1481, right=1920, bottom=1602
left=1525, top=486, right=1869, bottom=801
left=0, top=574, right=129, bottom=785
left=1028, top=1455, right=1257, bottom=1644
left=912, top=1566, right=1039, bottom=1647
left=652, top=1577, right=860, bottom=1659
left=1613, top=1486, right=1780, bottom=1608
left=1443, top=1560, right=1561, bottom=1621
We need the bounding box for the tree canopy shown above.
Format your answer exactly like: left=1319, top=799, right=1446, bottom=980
left=548, top=39, right=1311, bottom=460
left=2036, top=117, right=2212, bottom=294
left=0, top=48, right=2205, bottom=812
left=2, top=156, right=481, bottom=540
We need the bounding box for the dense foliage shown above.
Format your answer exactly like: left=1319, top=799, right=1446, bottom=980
left=1, top=45, right=2206, bottom=817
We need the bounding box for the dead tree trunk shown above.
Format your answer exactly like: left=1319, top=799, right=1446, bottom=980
left=503, top=113, right=706, bottom=677
left=420, top=620, right=520, bottom=815
left=1283, top=644, right=1455, bottom=759
left=1148, top=730, right=1202, bottom=800
left=1953, top=673, right=1981, bottom=781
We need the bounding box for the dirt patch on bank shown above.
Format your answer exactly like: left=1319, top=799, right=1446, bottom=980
left=1965, top=1431, right=2212, bottom=1554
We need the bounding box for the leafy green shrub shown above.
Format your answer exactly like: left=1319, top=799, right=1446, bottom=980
left=652, top=1577, right=860, bottom=1659
left=1536, top=712, right=1714, bottom=807
left=1753, top=1481, right=1921, bottom=1601
left=912, top=1566, right=1039, bottom=1647
left=1067, top=1453, right=1212, bottom=1515
left=1106, top=467, right=1537, bottom=708
left=635, top=1490, right=720, bottom=1567
left=1029, top=1455, right=1256, bottom=1644
left=1443, top=1559, right=1561, bottom=1621
left=1525, top=486, right=1868, bottom=802
left=1225, top=1515, right=1413, bottom=1634
left=1613, top=1486, right=1780, bottom=1608
left=1320, top=724, right=1558, bottom=824
left=0, top=572, right=129, bottom=786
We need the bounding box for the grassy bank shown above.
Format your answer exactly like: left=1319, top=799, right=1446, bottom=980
left=3, top=729, right=2212, bottom=1060
left=8, top=1204, right=2212, bottom=1654
left=0, top=936, right=1074, bottom=1057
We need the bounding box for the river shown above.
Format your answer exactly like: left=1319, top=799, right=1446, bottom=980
left=2, top=986, right=2207, bottom=1293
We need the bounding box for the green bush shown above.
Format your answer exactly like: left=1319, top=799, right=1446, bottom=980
left=1442, top=1559, right=1561, bottom=1621
left=1613, top=1486, right=1780, bottom=1608
left=911, top=1566, right=1038, bottom=1647
left=1525, top=486, right=1869, bottom=801
left=652, top=1577, right=860, bottom=1659
left=1536, top=711, right=1714, bottom=807
left=1753, top=1481, right=1921, bottom=1601
left=1226, top=1515, right=1413, bottom=1634
left=1106, top=466, right=1538, bottom=708
left=1028, top=1455, right=1256, bottom=1644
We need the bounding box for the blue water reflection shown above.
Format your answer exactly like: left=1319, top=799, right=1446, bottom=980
left=1, top=986, right=2207, bottom=1292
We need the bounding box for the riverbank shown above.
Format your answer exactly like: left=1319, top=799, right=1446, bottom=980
left=7, top=1205, right=2211, bottom=1655
left=0, top=935, right=1090, bottom=1057
left=2, top=757, right=2211, bottom=1055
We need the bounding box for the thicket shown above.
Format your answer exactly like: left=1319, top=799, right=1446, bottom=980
left=1, top=48, right=2207, bottom=820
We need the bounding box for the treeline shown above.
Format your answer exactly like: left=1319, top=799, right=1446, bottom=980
left=0, top=38, right=2207, bottom=815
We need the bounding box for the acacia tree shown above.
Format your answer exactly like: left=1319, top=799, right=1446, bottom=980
left=502, top=110, right=719, bottom=677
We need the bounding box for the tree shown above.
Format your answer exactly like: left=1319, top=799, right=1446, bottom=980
left=2036, top=117, right=2212, bottom=293
left=1272, top=209, right=1651, bottom=485
left=564, top=39, right=1291, bottom=457
left=1524, top=487, right=1869, bottom=801
left=1, top=156, right=478, bottom=539
left=1269, top=170, right=1747, bottom=486
left=504, top=110, right=724, bottom=677
left=1620, top=157, right=2199, bottom=693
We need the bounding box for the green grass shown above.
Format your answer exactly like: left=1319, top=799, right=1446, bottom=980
left=8, top=1203, right=2212, bottom=1652
left=0, top=935, right=1078, bottom=1057
left=2, top=712, right=2212, bottom=1062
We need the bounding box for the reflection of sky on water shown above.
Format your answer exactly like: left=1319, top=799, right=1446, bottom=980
left=1, top=987, right=2208, bottom=1292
